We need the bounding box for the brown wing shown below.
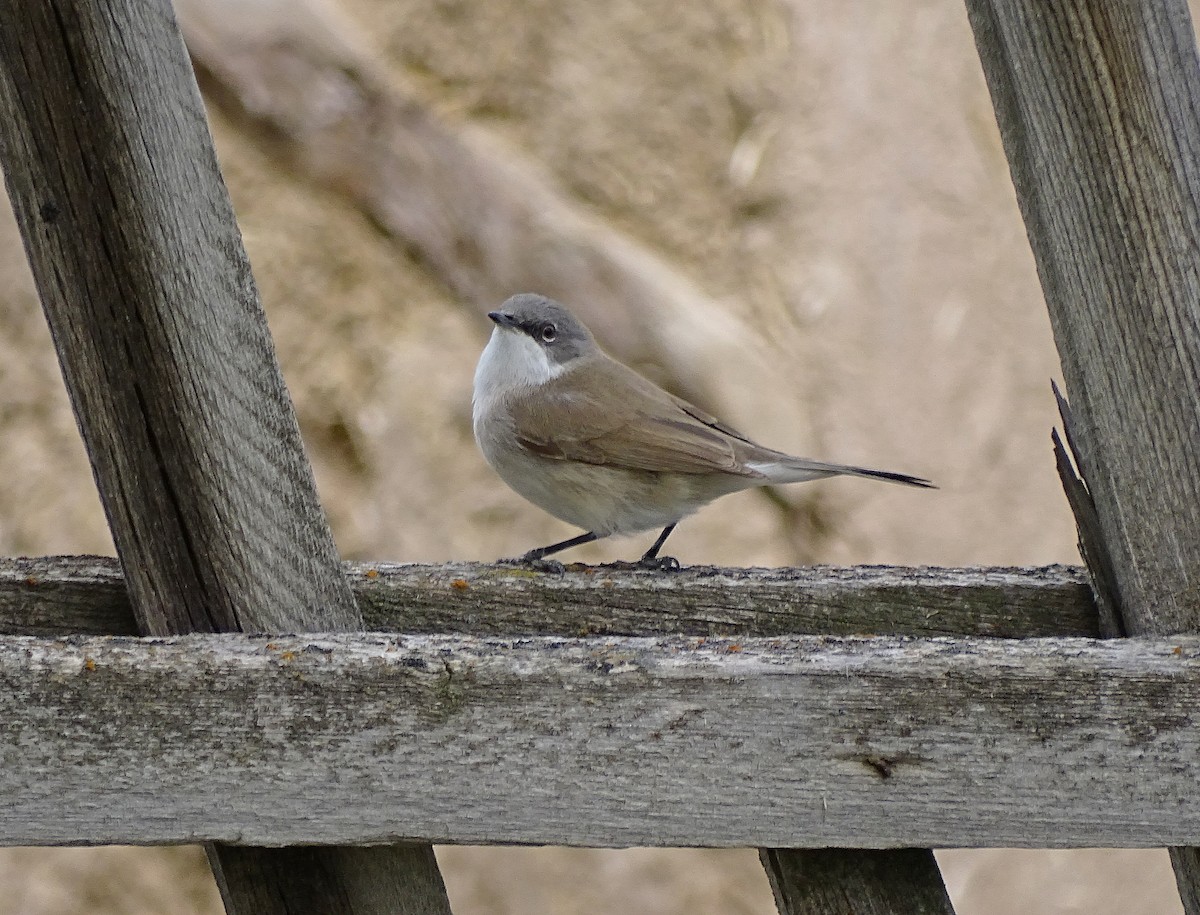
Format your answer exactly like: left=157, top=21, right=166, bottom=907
left=509, top=358, right=765, bottom=477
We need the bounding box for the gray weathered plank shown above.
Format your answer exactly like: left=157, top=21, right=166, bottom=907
left=4, top=630, right=1200, bottom=849
left=964, top=2, right=1200, bottom=637
left=209, top=846, right=449, bottom=915
left=0, top=555, right=1098, bottom=639
left=0, top=0, right=354, bottom=638
left=965, top=1, right=1200, bottom=910
left=0, top=1, right=449, bottom=911
left=760, top=849, right=956, bottom=915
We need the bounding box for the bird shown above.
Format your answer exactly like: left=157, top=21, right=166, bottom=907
left=472, top=293, right=933, bottom=569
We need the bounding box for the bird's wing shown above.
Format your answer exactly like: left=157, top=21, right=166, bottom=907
left=508, top=359, right=766, bottom=477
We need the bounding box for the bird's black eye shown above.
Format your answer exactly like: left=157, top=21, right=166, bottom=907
left=540, top=323, right=558, bottom=343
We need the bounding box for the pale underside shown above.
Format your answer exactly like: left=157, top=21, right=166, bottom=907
left=474, top=334, right=844, bottom=536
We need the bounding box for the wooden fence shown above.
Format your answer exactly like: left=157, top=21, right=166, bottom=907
left=2, top=1, right=1200, bottom=914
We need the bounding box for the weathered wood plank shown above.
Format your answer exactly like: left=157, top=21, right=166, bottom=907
left=0, top=1, right=449, bottom=910
left=0, top=0, right=355, bottom=639
left=760, top=849, right=956, bottom=915
left=966, top=2, right=1200, bottom=910
left=964, top=2, right=1200, bottom=636
left=209, top=845, right=449, bottom=915
left=0, top=556, right=1098, bottom=639
left=4, top=630, right=1200, bottom=849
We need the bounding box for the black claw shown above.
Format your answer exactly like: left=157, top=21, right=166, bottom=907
left=498, top=555, right=565, bottom=574
left=638, top=555, right=681, bottom=572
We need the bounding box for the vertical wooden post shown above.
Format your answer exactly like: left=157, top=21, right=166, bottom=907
left=0, top=1, right=452, bottom=912
left=965, top=2, right=1200, bottom=911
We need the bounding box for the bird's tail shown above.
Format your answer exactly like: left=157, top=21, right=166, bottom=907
left=748, top=456, right=935, bottom=489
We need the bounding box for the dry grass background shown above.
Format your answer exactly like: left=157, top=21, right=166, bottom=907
left=0, top=0, right=1189, bottom=912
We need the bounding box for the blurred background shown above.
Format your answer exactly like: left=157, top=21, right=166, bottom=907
left=0, top=0, right=1187, bottom=912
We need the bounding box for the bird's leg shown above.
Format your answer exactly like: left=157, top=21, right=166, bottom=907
left=521, top=530, right=599, bottom=561
left=637, top=523, right=680, bottom=571
left=500, top=531, right=599, bottom=572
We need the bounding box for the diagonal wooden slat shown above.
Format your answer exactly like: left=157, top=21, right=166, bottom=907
left=0, top=1, right=450, bottom=911
left=761, top=849, right=956, bottom=915
left=965, top=1, right=1200, bottom=911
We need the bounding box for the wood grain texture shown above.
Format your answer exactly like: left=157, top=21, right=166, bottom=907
left=210, top=845, right=449, bottom=915
left=0, top=0, right=354, bottom=639
left=965, top=1, right=1200, bottom=638
left=1051, top=388, right=1123, bottom=638
left=4, top=630, right=1200, bottom=849
left=966, top=2, right=1200, bottom=909
left=0, top=2, right=448, bottom=911
left=0, top=556, right=1099, bottom=639
left=761, top=849, right=955, bottom=915
left=0, top=556, right=994, bottom=914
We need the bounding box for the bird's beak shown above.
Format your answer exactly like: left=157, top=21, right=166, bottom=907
left=488, top=311, right=518, bottom=329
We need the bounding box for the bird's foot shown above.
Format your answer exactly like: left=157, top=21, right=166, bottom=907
left=596, top=555, right=681, bottom=572
left=498, top=554, right=565, bottom=574
left=639, top=554, right=681, bottom=572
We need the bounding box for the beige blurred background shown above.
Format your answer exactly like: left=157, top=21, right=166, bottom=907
left=0, top=0, right=1187, bottom=912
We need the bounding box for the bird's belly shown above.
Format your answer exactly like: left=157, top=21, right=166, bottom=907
left=482, top=442, right=714, bottom=536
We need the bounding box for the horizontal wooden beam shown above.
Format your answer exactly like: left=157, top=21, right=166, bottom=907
left=0, top=556, right=1098, bottom=638
left=3, top=629, right=1197, bottom=848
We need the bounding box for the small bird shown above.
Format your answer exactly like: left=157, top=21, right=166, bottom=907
left=473, top=293, right=933, bottom=569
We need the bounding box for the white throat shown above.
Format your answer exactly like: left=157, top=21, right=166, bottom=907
left=473, top=327, right=565, bottom=422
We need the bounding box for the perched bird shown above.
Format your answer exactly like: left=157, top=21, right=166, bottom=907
left=473, top=293, right=932, bottom=568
